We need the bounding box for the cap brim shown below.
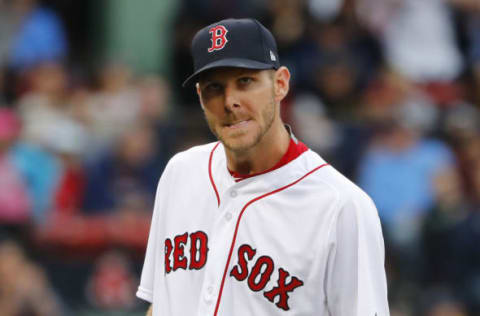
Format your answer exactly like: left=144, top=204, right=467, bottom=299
left=182, top=58, right=277, bottom=87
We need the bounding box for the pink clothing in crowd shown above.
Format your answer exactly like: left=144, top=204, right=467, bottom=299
left=0, top=156, right=30, bottom=223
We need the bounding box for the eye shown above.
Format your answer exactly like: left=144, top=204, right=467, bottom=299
left=203, top=82, right=222, bottom=93
left=238, top=77, right=253, bottom=85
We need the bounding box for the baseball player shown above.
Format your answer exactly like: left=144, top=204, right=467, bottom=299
left=137, top=18, right=389, bottom=316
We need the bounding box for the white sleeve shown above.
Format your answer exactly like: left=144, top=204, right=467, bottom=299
left=136, top=160, right=174, bottom=303
left=136, top=183, right=161, bottom=303
left=325, top=190, right=389, bottom=316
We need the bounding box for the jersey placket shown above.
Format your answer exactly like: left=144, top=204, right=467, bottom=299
left=198, top=143, right=313, bottom=315
left=197, top=182, right=248, bottom=316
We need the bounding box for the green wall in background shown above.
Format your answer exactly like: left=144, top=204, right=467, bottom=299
left=102, top=0, right=178, bottom=75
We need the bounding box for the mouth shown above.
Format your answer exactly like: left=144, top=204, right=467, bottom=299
left=223, top=120, right=251, bottom=129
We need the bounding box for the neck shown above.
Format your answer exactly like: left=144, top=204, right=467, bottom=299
left=224, top=118, right=290, bottom=175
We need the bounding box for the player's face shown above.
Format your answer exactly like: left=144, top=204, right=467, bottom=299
left=197, top=67, right=289, bottom=153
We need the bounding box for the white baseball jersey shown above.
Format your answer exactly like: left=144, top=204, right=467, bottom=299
left=137, top=141, right=389, bottom=316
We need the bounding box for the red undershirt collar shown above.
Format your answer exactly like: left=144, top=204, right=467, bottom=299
left=228, top=133, right=308, bottom=182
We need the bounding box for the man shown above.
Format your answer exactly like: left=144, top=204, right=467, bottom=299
left=137, top=18, right=389, bottom=316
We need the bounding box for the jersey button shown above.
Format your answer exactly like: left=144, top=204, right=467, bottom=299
left=230, top=190, right=237, bottom=198
left=204, top=294, right=212, bottom=304
left=225, top=212, right=233, bottom=221
left=204, top=286, right=214, bottom=304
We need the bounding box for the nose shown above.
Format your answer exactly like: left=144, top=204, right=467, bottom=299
left=224, top=84, right=241, bottom=112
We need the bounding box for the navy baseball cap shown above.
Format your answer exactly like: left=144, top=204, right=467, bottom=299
left=183, top=18, right=280, bottom=87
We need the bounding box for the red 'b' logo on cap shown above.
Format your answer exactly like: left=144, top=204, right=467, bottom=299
left=208, top=25, right=228, bottom=52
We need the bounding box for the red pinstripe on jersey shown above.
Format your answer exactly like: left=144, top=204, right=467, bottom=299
left=209, top=142, right=221, bottom=207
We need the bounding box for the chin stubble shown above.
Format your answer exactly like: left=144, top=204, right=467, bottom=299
left=218, top=97, right=276, bottom=153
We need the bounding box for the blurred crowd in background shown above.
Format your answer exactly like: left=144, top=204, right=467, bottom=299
left=0, top=0, right=480, bottom=315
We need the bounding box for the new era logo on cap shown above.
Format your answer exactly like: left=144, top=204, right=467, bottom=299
left=183, top=18, right=281, bottom=87
left=270, top=50, right=276, bottom=61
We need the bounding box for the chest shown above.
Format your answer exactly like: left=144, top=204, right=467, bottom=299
left=157, top=178, right=338, bottom=315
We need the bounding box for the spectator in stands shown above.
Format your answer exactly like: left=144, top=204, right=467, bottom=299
left=6, top=0, right=67, bottom=72
left=308, top=0, right=345, bottom=23
left=453, top=159, right=480, bottom=314
left=311, top=51, right=360, bottom=118
left=463, top=4, right=480, bottom=104
left=262, top=0, right=313, bottom=92
left=45, top=118, right=88, bottom=217
left=443, top=102, right=480, bottom=198
left=83, top=62, right=141, bottom=156
left=420, top=289, right=468, bottom=316
left=17, top=62, right=75, bottom=148
left=421, top=167, right=469, bottom=290
left=356, top=0, right=463, bottom=83
left=421, top=161, right=480, bottom=314
left=82, top=122, right=161, bottom=215
left=0, top=108, right=30, bottom=225
left=86, top=250, right=138, bottom=311
left=136, top=75, right=172, bottom=124
left=0, top=239, right=62, bottom=316
left=289, top=93, right=340, bottom=159
left=136, top=74, right=178, bottom=164
left=1, top=106, right=61, bottom=223
left=356, top=73, right=455, bottom=297
left=357, top=71, right=454, bottom=233
left=301, top=6, right=382, bottom=118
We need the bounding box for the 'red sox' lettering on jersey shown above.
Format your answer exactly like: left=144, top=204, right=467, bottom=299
left=164, top=230, right=306, bottom=311
left=230, top=244, right=304, bottom=311
left=164, top=232, right=304, bottom=311
left=165, top=231, right=209, bottom=274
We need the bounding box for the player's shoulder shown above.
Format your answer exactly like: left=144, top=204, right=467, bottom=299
left=156, top=142, right=220, bottom=188
left=303, top=150, right=374, bottom=209
left=166, top=141, right=219, bottom=169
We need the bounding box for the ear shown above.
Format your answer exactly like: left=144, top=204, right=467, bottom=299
left=196, top=83, right=205, bottom=110
left=273, top=66, right=290, bottom=103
